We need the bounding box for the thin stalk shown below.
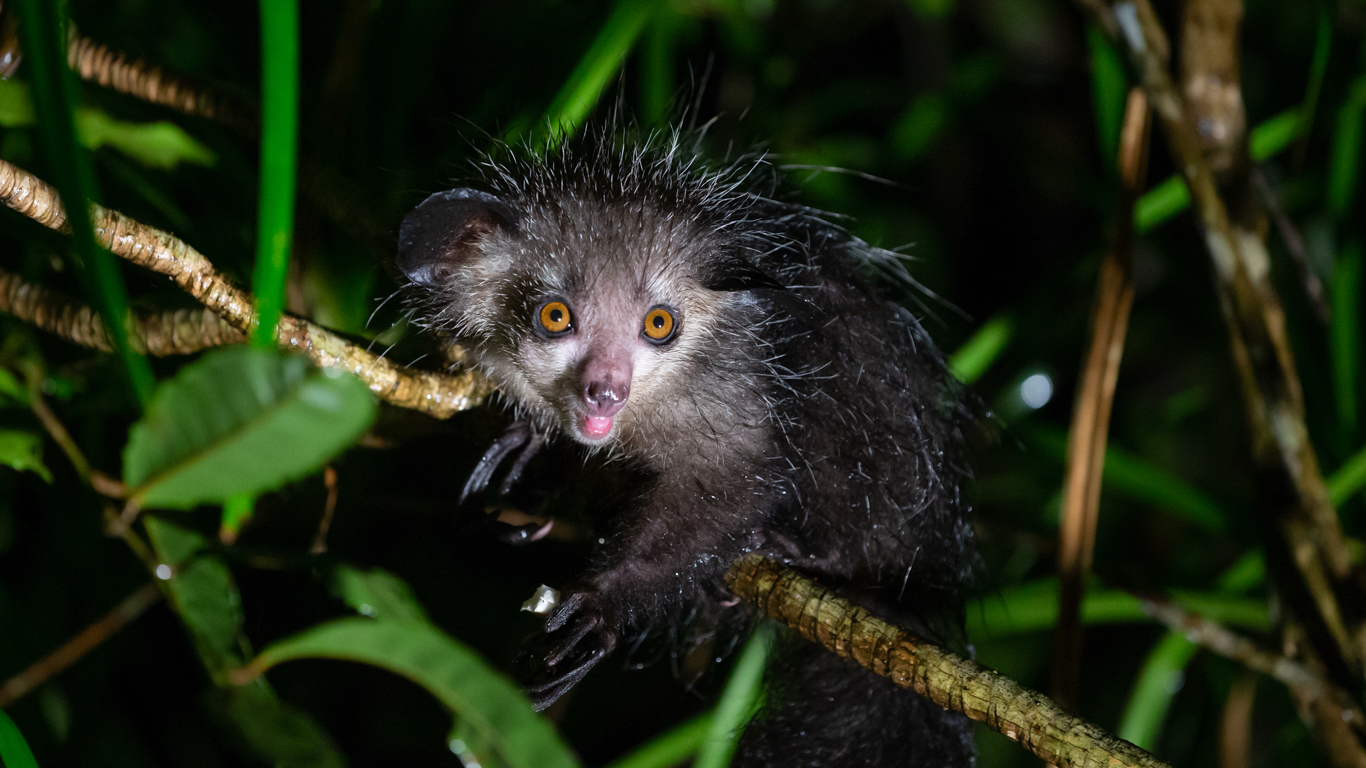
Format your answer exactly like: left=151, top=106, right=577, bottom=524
left=252, top=0, right=301, bottom=347
left=14, top=0, right=153, bottom=407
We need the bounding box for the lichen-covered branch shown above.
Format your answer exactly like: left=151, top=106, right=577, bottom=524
left=0, top=156, right=494, bottom=418
left=726, top=555, right=1171, bottom=768
left=0, top=265, right=243, bottom=354
left=67, top=31, right=259, bottom=135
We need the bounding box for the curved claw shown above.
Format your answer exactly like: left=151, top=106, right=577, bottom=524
left=528, top=647, right=607, bottom=711
left=499, top=431, right=545, bottom=495
left=460, top=422, right=533, bottom=503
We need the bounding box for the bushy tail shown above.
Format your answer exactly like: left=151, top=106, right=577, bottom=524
left=732, top=636, right=975, bottom=768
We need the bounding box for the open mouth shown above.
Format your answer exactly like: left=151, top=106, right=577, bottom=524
left=580, top=414, right=615, bottom=439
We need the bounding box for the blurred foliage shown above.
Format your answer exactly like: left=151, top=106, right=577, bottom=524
left=0, top=0, right=1362, bottom=767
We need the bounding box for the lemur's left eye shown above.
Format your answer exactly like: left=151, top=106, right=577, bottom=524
left=538, top=300, right=573, bottom=335
left=642, top=306, right=677, bottom=343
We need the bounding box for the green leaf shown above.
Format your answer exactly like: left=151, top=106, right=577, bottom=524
left=889, top=93, right=948, bottom=164
left=332, top=565, right=431, bottom=624
left=1329, top=76, right=1366, bottom=218
left=968, top=578, right=1269, bottom=638
left=143, top=517, right=246, bottom=670
left=949, top=314, right=1013, bottom=384
left=0, top=368, right=29, bottom=405
left=1087, top=23, right=1127, bottom=170
left=605, top=713, right=710, bottom=768
left=219, top=493, right=257, bottom=543
left=0, top=430, right=51, bottom=482
left=1333, top=242, right=1362, bottom=449
left=249, top=618, right=581, bottom=768
left=1024, top=424, right=1226, bottom=531
left=694, top=622, right=774, bottom=768
left=225, top=684, right=347, bottom=768
left=544, top=0, right=660, bottom=144
left=1116, top=631, right=1199, bottom=750
left=123, top=347, right=377, bottom=510
left=75, top=108, right=216, bottom=169
left=0, top=709, right=40, bottom=768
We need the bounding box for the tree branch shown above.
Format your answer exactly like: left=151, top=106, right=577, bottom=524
left=0, top=582, right=161, bottom=709
left=0, top=264, right=244, bottom=355
left=0, top=156, right=494, bottom=419
left=726, top=556, right=1171, bottom=768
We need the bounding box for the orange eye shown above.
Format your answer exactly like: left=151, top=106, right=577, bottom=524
left=642, top=307, right=676, bottom=342
left=538, top=301, right=572, bottom=334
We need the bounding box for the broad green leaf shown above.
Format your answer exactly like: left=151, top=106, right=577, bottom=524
left=220, top=493, right=256, bottom=543
left=0, top=368, right=29, bottom=404
left=226, top=684, right=346, bottom=768
left=0, top=80, right=214, bottom=169
left=1116, top=631, right=1199, bottom=750
left=249, top=618, right=581, bottom=768
left=0, top=709, right=39, bottom=768
left=75, top=108, right=215, bottom=169
left=123, top=347, right=377, bottom=510
left=0, top=430, right=52, bottom=482
left=449, top=715, right=510, bottom=768
left=143, top=517, right=245, bottom=670
left=694, top=622, right=774, bottom=768
left=333, top=565, right=431, bottom=624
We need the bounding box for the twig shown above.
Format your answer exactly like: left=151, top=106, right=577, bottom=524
left=1141, top=597, right=1338, bottom=701
left=1219, top=672, right=1256, bottom=768
left=311, top=465, right=339, bottom=554
left=66, top=31, right=259, bottom=135
left=0, top=582, right=161, bottom=708
left=1253, top=168, right=1327, bottom=323
left=726, top=556, right=1172, bottom=768
left=1053, top=86, right=1150, bottom=709
left=0, top=265, right=245, bottom=355
left=0, top=156, right=495, bottom=419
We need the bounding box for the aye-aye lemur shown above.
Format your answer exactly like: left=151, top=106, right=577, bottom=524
left=396, top=124, right=977, bottom=767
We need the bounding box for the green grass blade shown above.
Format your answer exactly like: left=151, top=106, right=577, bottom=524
left=1087, top=23, right=1127, bottom=171
left=949, top=314, right=1013, bottom=384
left=251, top=618, right=581, bottom=768
left=605, top=713, right=711, bottom=768
left=544, top=0, right=659, bottom=144
left=1025, top=424, right=1226, bottom=531
left=1136, top=108, right=1300, bottom=233
left=1329, top=75, right=1366, bottom=218
left=694, top=622, right=775, bottom=768
left=969, top=578, right=1268, bottom=638
left=14, top=0, right=154, bottom=407
left=1116, top=631, right=1199, bottom=750
left=1334, top=242, right=1362, bottom=449
left=1297, top=7, right=1333, bottom=150
left=640, top=10, right=679, bottom=125
left=252, top=0, right=301, bottom=347
left=0, top=709, right=39, bottom=768
left=1328, top=440, right=1366, bottom=506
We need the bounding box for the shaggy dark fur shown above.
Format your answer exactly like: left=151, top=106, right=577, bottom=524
left=397, top=125, right=976, bottom=767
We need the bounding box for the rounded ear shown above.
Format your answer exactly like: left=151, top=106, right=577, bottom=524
left=397, top=188, right=516, bottom=288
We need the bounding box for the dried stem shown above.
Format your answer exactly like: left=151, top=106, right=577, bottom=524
left=311, top=465, right=339, bottom=555
left=0, top=582, right=161, bottom=709
left=726, top=556, right=1171, bottom=768
left=1053, top=86, right=1150, bottom=709
left=1218, top=672, right=1256, bottom=768
left=1082, top=0, right=1360, bottom=700
left=0, top=157, right=494, bottom=419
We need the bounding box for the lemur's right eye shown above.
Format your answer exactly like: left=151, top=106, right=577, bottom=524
left=537, top=301, right=573, bottom=335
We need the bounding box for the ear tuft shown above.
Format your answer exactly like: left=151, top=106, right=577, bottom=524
left=397, top=189, right=515, bottom=289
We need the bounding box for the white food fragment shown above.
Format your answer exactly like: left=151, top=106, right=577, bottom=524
left=521, top=584, right=560, bottom=615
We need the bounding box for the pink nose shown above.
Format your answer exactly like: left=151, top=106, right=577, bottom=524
left=582, top=358, right=631, bottom=417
